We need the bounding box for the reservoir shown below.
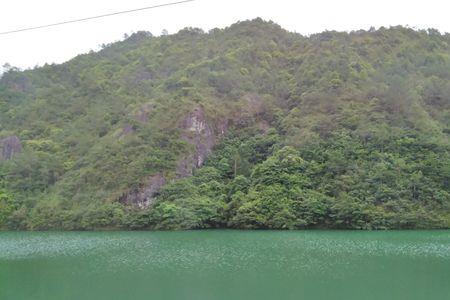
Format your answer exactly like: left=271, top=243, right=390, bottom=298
left=1, top=230, right=449, bottom=300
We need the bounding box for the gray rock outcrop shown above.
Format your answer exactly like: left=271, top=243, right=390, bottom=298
left=120, top=173, right=166, bottom=209
left=176, top=107, right=215, bottom=177
left=0, top=136, right=22, bottom=160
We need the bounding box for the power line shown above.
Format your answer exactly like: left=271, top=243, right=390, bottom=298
left=0, top=0, right=196, bottom=35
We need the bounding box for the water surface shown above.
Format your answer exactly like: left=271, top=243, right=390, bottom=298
left=1, top=230, right=449, bottom=300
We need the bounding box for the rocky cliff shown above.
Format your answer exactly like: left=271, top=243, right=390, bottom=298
left=0, top=136, right=22, bottom=160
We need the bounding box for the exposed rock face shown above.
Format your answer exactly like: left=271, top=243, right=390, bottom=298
left=120, top=99, right=268, bottom=208
left=120, top=173, right=166, bottom=209
left=121, top=106, right=225, bottom=208
left=117, top=124, right=135, bottom=138
left=177, top=107, right=215, bottom=177
left=0, top=136, right=22, bottom=160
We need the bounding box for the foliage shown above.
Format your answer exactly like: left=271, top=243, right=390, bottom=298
left=1, top=19, right=449, bottom=230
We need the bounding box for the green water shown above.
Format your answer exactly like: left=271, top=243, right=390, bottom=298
left=0, top=231, right=449, bottom=300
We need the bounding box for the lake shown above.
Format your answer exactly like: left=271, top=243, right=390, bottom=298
left=0, top=230, right=449, bottom=300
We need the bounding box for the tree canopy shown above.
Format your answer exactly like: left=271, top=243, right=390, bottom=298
left=0, top=19, right=449, bottom=230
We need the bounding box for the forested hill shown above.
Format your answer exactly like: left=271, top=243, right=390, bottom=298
left=1, top=19, right=450, bottom=230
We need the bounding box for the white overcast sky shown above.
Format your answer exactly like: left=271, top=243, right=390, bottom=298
left=1, top=0, right=450, bottom=70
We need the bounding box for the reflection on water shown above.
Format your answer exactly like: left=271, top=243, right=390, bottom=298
left=1, top=231, right=449, bottom=300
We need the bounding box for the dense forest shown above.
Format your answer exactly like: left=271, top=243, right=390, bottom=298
left=1, top=19, right=449, bottom=230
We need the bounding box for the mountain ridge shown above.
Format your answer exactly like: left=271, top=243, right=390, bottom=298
left=0, top=19, right=449, bottom=230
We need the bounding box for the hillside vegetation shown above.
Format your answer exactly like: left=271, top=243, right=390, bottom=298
left=1, top=19, right=450, bottom=230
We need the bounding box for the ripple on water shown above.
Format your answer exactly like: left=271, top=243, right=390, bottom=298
left=0, top=231, right=449, bottom=277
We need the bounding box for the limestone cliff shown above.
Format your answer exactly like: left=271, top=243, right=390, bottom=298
left=120, top=173, right=166, bottom=209
left=176, top=107, right=216, bottom=177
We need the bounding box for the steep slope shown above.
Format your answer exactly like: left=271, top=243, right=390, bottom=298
left=0, top=19, right=449, bottom=230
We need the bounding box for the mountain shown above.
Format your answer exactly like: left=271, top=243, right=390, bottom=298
left=1, top=19, right=449, bottom=230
